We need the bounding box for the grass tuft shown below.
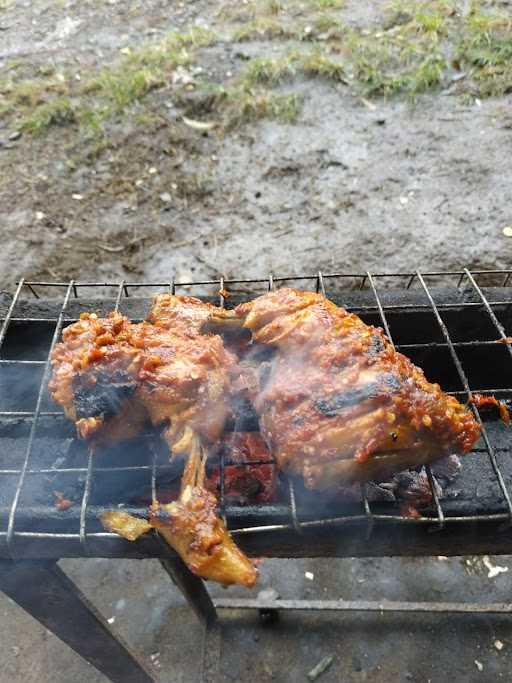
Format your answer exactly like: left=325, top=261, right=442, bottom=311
left=298, top=49, right=346, bottom=81
left=233, top=17, right=295, bottom=41
left=242, top=56, right=295, bottom=85
left=22, top=98, right=76, bottom=134
left=456, top=9, right=512, bottom=96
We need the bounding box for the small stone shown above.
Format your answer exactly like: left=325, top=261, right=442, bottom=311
left=148, top=167, right=157, bottom=174
left=475, top=660, right=483, bottom=672
left=305, top=571, right=314, bottom=580
left=35, top=211, right=45, bottom=221
left=72, top=193, right=83, bottom=200
left=495, top=640, right=504, bottom=651
left=502, top=226, right=512, bottom=237
left=399, top=196, right=408, bottom=205
left=107, top=616, right=115, bottom=624
left=8, top=131, right=21, bottom=141
left=258, top=588, right=280, bottom=601
left=159, top=192, right=172, bottom=203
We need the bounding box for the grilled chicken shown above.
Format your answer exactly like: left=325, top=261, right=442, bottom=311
left=213, top=288, right=480, bottom=489
left=49, top=295, right=236, bottom=450
left=49, top=294, right=257, bottom=588
left=101, top=428, right=257, bottom=587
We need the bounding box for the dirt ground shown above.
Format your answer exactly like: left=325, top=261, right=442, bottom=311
left=0, top=0, right=511, bottom=287
left=2, top=1, right=512, bottom=682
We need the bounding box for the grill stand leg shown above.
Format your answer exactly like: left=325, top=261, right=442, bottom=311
left=159, top=556, right=217, bottom=627
left=0, top=559, right=154, bottom=683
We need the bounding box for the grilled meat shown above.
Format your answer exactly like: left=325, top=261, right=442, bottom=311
left=50, top=294, right=257, bottom=588
left=102, top=429, right=257, bottom=587
left=49, top=295, right=236, bottom=450
left=214, top=288, right=480, bottom=488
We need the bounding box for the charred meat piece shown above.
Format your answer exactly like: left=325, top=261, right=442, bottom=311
left=49, top=296, right=237, bottom=451
left=102, top=432, right=257, bottom=587
left=51, top=295, right=255, bottom=588
left=48, top=311, right=147, bottom=448
left=213, top=288, right=480, bottom=489
left=149, top=437, right=257, bottom=587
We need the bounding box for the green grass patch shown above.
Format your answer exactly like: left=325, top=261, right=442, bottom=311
left=298, top=49, right=345, bottom=80
left=306, top=0, right=344, bottom=9
left=21, top=98, right=76, bottom=134
left=455, top=9, right=512, bottom=96
left=242, top=56, right=295, bottom=85
left=240, top=50, right=345, bottom=86
left=1, top=27, right=215, bottom=137
left=214, top=85, right=303, bottom=128
left=232, top=16, right=296, bottom=41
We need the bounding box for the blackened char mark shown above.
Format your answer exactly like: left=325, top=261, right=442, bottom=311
left=73, top=370, right=137, bottom=420
left=367, top=333, right=385, bottom=361
left=314, top=373, right=401, bottom=417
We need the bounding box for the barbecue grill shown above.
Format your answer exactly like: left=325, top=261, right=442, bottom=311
left=1, top=268, right=512, bottom=683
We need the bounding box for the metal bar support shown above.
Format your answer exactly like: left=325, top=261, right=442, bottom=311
left=214, top=597, right=512, bottom=614
left=0, top=559, right=154, bottom=683
left=159, top=556, right=217, bottom=627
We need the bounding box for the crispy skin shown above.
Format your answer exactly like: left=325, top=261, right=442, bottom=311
left=226, top=288, right=481, bottom=488
left=48, top=311, right=147, bottom=447
left=139, top=294, right=237, bottom=448
left=50, top=295, right=254, bottom=588
left=49, top=295, right=236, bottom=449
left=150, top=435, right=257, bottom=587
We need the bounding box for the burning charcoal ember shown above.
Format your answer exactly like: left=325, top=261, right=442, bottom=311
left=393, top=467, right=442, bottom=506
left=400, top=503, right=422, bottom=519
left=52, top=490, right=74, bottom=511
left=206, top=432, right=276, bottom=504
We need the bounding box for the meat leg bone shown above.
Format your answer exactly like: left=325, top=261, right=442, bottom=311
left=101, top=428, right=257, bottom=587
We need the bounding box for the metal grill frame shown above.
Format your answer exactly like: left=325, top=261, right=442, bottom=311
left=0, top=268, right=512, bottom=558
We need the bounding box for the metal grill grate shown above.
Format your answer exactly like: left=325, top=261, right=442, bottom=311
left=1, top=268, right=512, bottom=561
